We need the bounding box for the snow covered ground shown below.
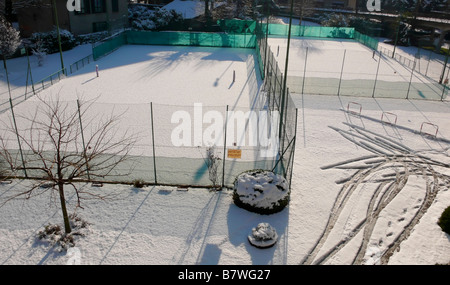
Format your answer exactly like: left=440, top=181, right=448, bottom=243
left=0, top=37, right=449, bottom=265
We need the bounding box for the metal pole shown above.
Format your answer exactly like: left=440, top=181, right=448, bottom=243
left=441, top=83, right=447, bottom=101
left=372, top=51, right=382, bottom=98
left=26, top=48, right=35, bottom=95
left=279, top=0, right=294, bottom=143
left=52, top=0, right=65, bottom=74
left=392, top=16, right=401, bottom=59
left=425, top=49, right=432, bottom=77
left=337, top=49, right=347, bottom=96
left=301, top=47, right=309, bottom=95
left=439, top=50, right=449, bottom=84
left=9, top=98, right=27, bottom=178
left=221, top=105, right=229, bottom=188
left=263, top=9, right=269, bottom=79
left=406, top=59, right=416, bottom=99
left=77, top=100, right=90, bottom=181
left=288, top=108, right=298, bottom=190
left=150, top=102, right=157, bottom=184
left=3, top=55, right=12, bottom=99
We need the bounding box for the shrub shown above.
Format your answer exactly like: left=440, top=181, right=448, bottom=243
left=233, top=169, right=290, bottom=215
left=133, top=179, right=145, bottom=188
left=31, top=29, right=76, bottom=54
left=37, top=213, right=90, bottom=251
left=128, top=6, right=184, bottom=31
left=438, top=205, right=450, bottom=235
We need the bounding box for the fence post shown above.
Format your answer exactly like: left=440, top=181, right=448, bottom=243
left=372, top=51, right=382, bottom=98
left=222, top=105, right=229, bottom=188
left=425, top=49, right=432, bottom=77
left=406, top=59, right=416, bottom=99
left=150, top=102, right=157, bottom=184
left=337, top=49, right=346, bottom=96
left=9, top=98, right=27, bottom=178
left=441, top=84, right=448, bottom=101
left=301, top=47, right=309, bottom=95
left=288, top=108, right=298, bottom=190
left=77, top=100, right=90, bottom=181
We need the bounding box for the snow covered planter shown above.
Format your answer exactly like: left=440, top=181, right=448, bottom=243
left=248, top=223, right=278, bottom=249
left=233, top=170, right=290, bottom=215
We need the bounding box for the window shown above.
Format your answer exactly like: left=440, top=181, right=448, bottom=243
left=75, top=0, right=91, bottom=14
left=111, top=0, right=119, bottom=12
left=92, top=0, right=106, bottom=13
left=75, top=0, right=106, bottom=14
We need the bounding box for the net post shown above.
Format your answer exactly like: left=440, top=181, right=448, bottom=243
left=150, top=102, right=157, bottom=184
left=222, top=105, right=229, bottom=188
left=9, top=98, right=27, bottom=178
left=337, top=49, right=346, bottom=96
left=77, top=99, right=90, bottom=181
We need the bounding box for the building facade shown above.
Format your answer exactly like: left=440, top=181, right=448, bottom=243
left=16, top=0, right=128, bottom=37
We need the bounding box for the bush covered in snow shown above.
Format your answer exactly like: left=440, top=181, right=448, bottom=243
left=128, top=6, right=184, bottom=31
left=248, top=223, right=278, bottom=248
left=37, top=213, right=90, bottom=251
left=233, top=169, right=290, bottom=215
left=438, top=205, right=450, bottom=235
left=30, top=29, right=76, bottom=54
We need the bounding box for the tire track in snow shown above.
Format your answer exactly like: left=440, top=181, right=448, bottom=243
left=301, top=123, right=449, bottom=265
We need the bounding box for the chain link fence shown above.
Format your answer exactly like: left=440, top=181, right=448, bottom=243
left=0, top=99, right=282, bottom=189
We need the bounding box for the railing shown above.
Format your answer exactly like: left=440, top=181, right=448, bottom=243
left=69, top=54, right=94, bottom=74
left=34, top=68, right=67, bottom=93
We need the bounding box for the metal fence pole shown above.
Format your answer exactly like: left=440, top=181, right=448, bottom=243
left=301, top=47, right=309, bottom=95
left=406, top=60, right=416, bottom=99
left=441, top=84, right=448, bottom=101
left=26, top=48, right=35, bottom=96
left=372, top=51, right=382, bottom=98
left=337, top=49, right=347, bottom=96
left=288, top=108, right=298, bottom=190
left=222, top=105, right=229, bottom=188
left=425, top=49, right=432, bottom=77
left=9, top=98, right=27, bottom=178
left=150, top=102, right=157, bottom=184
left=77, top=100, right=90, bottom=181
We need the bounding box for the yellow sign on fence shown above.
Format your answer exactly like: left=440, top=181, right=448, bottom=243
left=227, top=149, right=242, bottom=159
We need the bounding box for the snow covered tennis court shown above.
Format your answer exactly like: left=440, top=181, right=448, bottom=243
left=270, top=36, right=446, bottom=100
left=0, top=37, right=449, bottom=265
left=33, top=44, right=263, bottom=108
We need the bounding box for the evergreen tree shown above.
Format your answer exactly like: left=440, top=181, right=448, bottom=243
left=0, top=15, right=21, bottom=57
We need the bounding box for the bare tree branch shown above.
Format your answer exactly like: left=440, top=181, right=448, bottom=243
left=0, top=92, right=138, bottom=234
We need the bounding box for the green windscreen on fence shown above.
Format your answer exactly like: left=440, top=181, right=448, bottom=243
left=92, top=20, right=378, bottom=61
left=354, top=31, right=379, bottom=51
left=263, top=23, right=355, bottom=39
left=217, top=19, right=257, bottom=34
left=93, top=30, right=257, bottom=60
left=126, top=30, right=256, bottom=48
left=92, top=32, right=127, bottom=61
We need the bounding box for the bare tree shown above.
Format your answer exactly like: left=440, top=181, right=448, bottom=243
left=294, top=0, right=315, bottom=26
left=0, top=94, right=138, bottom=235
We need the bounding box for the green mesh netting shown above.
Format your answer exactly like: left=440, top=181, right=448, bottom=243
left=93, top=30, right=257, bottom=60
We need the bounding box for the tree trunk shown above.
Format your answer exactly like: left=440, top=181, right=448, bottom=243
left=58, top=181, right=72, bottom=234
